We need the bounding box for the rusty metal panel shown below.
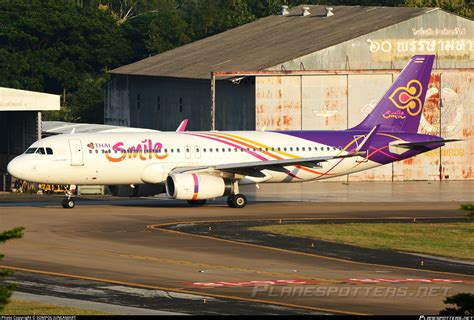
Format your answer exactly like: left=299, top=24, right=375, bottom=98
left=438, top=71, right=474, bottom=180
left=301, top=75, right=348, bottom=181
left=347, top=74, right=393, bottom=128
left=393, top=73, right=442, bottom=181
left=301, top=75, right=347, bottom=130
left=256, top=76, right=301, bottom=130
left=347, top=74, right=393, bottom=181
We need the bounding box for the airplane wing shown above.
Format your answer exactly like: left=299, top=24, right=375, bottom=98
left=171, top=151, right=366, bottom=177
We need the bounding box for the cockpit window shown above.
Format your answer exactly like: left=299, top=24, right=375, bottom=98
left=25, top=148, right=37, bottom=154
left=35, top=148, right=46, bottom=155
left=46, top=147, right=53, bottom=155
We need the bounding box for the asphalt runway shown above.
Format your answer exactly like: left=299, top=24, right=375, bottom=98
left=159, top=217, right=474, bottom=275
left=0, top=181, right=473, bottom=315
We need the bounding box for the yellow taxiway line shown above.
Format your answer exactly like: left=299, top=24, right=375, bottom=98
left=0, top=265, right=367, bottom=316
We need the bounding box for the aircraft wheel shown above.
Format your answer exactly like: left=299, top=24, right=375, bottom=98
left=187, top=200, right=206, bottom=206
left=226, top=195, right=235, bottom=207
left=231, top=194, right=247, bottom=208
left=62, top=198, right=75, bottom=209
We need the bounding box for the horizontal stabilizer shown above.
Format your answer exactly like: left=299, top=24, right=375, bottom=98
left=397, top=139, right=461, bottom=149
left=389, top=139, right=461, bottom=155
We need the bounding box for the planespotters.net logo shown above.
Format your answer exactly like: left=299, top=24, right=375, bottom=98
left=250, top=284, right=452, bottom=298
left=419, top=316, right=474, bottom=320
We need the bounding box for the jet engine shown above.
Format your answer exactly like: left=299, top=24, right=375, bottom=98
left=166, top=173, right=234, bottom=200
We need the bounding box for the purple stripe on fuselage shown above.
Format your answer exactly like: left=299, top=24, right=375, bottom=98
left=274, top=130, right=443, bottom=165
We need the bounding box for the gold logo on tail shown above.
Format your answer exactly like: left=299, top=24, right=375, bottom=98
left=388, top=80, right=423, bottom=116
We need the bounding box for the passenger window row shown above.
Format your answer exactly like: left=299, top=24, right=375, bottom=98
left=89, top=149, right=181, bottom=154
left=196, top=146, right=342, bottom=152
left=89, top=146, right=343, bottom=154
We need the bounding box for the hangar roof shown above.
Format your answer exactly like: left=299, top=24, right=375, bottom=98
left=110, top=5, right=436, bottom=79
left=42, top=121, right=159, bottom=136
left=0, top=87, right=60, bottom=111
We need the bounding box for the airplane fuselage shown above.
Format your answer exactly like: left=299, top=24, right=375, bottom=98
left=8, top=130, right=441, bottom=186
left=5, top=55, right=449, bottom=208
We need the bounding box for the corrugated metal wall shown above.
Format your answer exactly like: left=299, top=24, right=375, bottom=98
left=216, top=79, right=255, bottom=131
left=105, top=76, right=213, bottom=131
left=105, top=76, right=256, bottom=132
left=0, top=111, right=38, bottom=174
left=104, top=75, right=130, bottom=126
left=255, top=69, right=473, bottom=181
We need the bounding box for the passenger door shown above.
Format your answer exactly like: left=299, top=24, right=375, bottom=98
left=69, top=139, right=84, bottom=166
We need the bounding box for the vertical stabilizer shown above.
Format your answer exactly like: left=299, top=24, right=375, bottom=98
left=351, top=55, right=434, bottom=133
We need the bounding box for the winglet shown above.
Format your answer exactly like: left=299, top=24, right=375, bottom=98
left=176, top=119, right=188, bottom=132
left=356, top=124, right=380, bottom=152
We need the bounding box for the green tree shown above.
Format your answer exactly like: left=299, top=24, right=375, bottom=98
left=178, top=0, right=255, bottom=39
left=0, top=0, right=132, bottom=123
left=246, top=0, right=286, bottom=17
left=244, top=0, right=472, bottom=19
left=0, top=227, right=24, bottom=311
left=144, top=0, right=191, bottom=55
left=440, top=293, right=474, bottom=315
left=403, top=0, right=472, bottom=19
left=123, top=0, right=256, bottom=59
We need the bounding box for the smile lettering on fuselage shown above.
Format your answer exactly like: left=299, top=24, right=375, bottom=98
left=105, top=139, right=169, bottom=162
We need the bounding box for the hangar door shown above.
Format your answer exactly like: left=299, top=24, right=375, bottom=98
left=69, top=139, right=84, bottom=166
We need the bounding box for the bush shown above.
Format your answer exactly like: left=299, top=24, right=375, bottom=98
left=461, top=204, right=474, bottom=218
left=440, top=293, right=474, bottom=315
left=0, top=227, right=25, bottom=311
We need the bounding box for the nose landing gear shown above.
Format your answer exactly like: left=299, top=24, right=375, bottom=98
left=62, top=186, right=75, bottom=209
left=61, top=198, right=75, bottom=209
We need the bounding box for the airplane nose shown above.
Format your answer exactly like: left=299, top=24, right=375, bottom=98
left=7, top=157, right=24, bottom=179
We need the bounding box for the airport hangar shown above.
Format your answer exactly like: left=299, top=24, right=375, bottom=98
left=106, top=4, right=473, bottom=182
left=0, top=87, right=60, bottom=190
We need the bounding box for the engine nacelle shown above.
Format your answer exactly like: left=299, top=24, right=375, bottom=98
left=166, top=173, right=233, bottom=200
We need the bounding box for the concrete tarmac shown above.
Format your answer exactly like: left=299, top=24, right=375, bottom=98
left=0, top=181, right=473, bottom=315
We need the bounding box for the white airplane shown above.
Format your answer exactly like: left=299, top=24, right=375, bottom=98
left=7, top=55, right=458, bottom=208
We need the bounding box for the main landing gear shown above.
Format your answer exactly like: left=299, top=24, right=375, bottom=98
left=227, top=194, right=247, bottom=208
left=226, top=180, right=247, bottom=208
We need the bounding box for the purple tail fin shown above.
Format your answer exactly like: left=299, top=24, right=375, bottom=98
left=351, top=55, right=434, bottom=133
